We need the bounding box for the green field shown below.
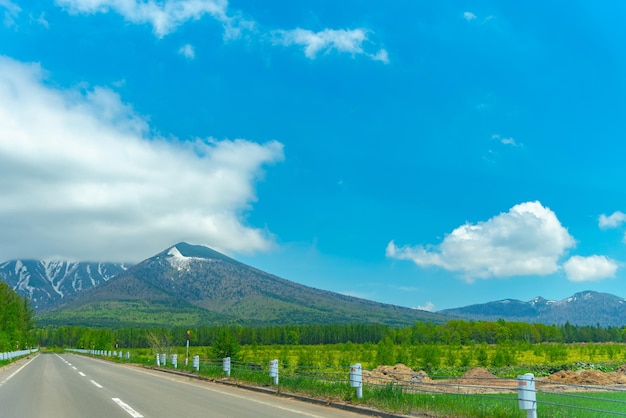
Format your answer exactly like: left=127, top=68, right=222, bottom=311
left=87, top=341, right=626, bottom=417
left=34, top=320, right=626, bottom=416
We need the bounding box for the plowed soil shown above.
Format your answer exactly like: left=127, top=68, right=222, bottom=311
left=362, top=364, right=626, bottom=394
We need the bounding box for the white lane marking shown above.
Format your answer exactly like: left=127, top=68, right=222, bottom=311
left=72, top=367, right=77, bottom=370
left=90, top=380, right=103, bottom=388
left=0, top=355, right=38, bottom=386
left=131, top=369, right=326, bottom=418
left=191, top=385, right=327, bottom=417
left=78, top=372, right=86, bottom=377
left=112, top=398, right=143, bottom=418
left=102, top=361, right=327, bottom=418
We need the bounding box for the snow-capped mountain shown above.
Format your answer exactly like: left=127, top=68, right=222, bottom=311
left=0, top=260, right=128, bottom=311
left=438, top=291, right=626, bottom=326
left=38, top=242, right=448, bottom=327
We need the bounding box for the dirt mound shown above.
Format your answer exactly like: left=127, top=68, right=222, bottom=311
left=462, top=367, right=498, bottom=380
left=453, top=367, right=505, bottom=387
left=363, top=364, right=431, bottom=385
left=546, top=369, right=626, bottom=385
left=362, top=364, right=626, bottom=394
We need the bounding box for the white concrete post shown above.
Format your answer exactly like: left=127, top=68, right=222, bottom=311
left=172, top=354, right=178, bottom=369
left=160, top=353, right=167, bottom=366
left=517, top=373, right=537, bottom=418
left=193, top=355, right=200, bottom=371
left=350, top=363, right=363, bottom=399
left=223, top=357, right=231, bottom=377
left=269, top=359, right=279, bottom=385
left=156, top=353, right=161, bottom=366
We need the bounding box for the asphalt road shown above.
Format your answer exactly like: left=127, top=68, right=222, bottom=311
left=0, top=353, right=371, bottom=418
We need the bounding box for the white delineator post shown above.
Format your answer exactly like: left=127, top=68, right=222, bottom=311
left=350, top=363, right=363, bottom=399
left=156, top=353, right=160, bottom=367
left=223, top=357, right=231, bottom=377
left=517, top=373, right=537, bottom=418
left=186, top=329, right=190, bottom=367
left=269, top=359, right=279, bottom=385
left=193, top=355, right=200, bottom=372
left=172, top=354, right=178, bottom=369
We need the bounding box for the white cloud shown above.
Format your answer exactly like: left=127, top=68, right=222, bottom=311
left=371, top=48, right=389, bottom=64
left=463, top=12, right=495, bottom=24
left=55, top=1, right=387, bottom=63
left=563, top=255, right=618, bottom=282
left=387, top=201, right=575, bottom=281
left=178, top=43, right=195, bottom=60
left=0, top=56, right=284, bottom=262
left=55, top=0, right=243, bottom=38
left=1, top=0, right=20, bottom=27
left=417, top=301, right=435, bottom=312
left=492, top=134, right=521, bottom=147
left=30, top=12, right=49, bottom=28
left=463, top=12, right=477, bottom=21
left=272, top=28, right=389, bottom=63
left=599, top=211, right=626, bottom=229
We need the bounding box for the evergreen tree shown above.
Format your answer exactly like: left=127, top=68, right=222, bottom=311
left=0, top=281, right=34, bottom=351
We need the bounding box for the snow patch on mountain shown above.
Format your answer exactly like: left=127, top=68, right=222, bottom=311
left=0, top=259, right=128, bottom=311
left=167, top=247, right=195, bottom=271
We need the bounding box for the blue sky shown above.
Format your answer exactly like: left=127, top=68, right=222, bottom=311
left=1, top=1, right=626, bottom=311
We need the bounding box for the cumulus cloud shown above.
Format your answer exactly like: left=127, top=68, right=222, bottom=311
left=178, top=43, right=195, bottom=60
left=272, top=28, right=389, bottom=63
left=563, top=255, right=618, bottom=282
left=0, top=56, right=284, bottom=262
left=417, top=301, right=435, bottom=312
left=598, top=211, right=626, bottom=229
left=387, top=201, right=575, bottom=281
left=55, top=0, right=248, bottom=38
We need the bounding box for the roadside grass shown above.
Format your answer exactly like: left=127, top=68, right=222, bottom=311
left=536, top=391, right=626, bottom=417
left=363, top=389, right=522, bottom=418
left=83, top=345, right=626, bottom=417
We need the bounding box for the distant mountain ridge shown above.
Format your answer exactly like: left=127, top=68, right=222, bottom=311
left=34, top=242, right=448, bottom=327
left=439, top=291, right=626, bottom=326
left=4, top=245, right=626, bottom=327
left=0, top=259, right=128, bottom=311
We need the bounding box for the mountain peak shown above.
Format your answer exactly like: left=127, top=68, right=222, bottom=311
left=163, top=242, right=234, bottom=262
left=439, top=291, right=626, bottom=326
left=37, top=242, right=448, bottom=326
left=570, top=290, right=598, bottom=299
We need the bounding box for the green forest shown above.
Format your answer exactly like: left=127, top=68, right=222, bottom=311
left=0, top=281, right=34, bottom=351
left=6, top=279, right=626, bottom=355
left=34, top=319, right=626, bottom=350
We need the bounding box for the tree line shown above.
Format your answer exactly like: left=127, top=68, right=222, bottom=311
left=0, top=281, right=34, bottom=351
left=34, top=319, right=626, bottom=350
